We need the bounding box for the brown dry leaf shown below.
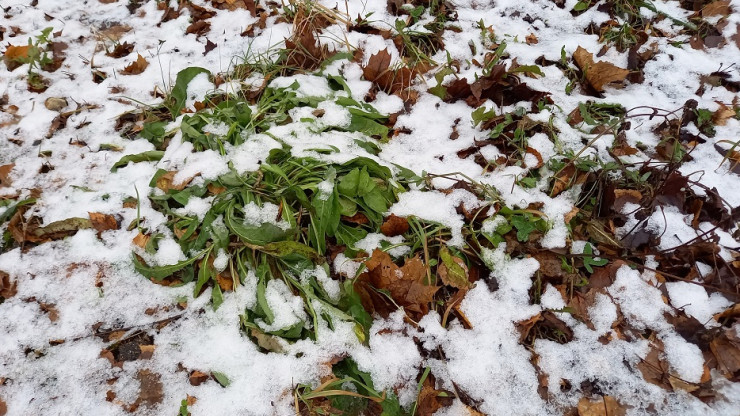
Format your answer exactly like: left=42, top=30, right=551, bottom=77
left=714, top=303, right=740, bottom=322
left=3, top=45, right=30, bottom=70
left=120, top=53, right=149, bottom=75
left=139, top=345, right=156, bottom=360
left=0, top=397, right=6, bottom=416
left=0, top=270, right=17, bottom=299
left=613, top=189, right=642, bottom=212
left=702, top=0, right=731, bottom=16
left=637, top=342, right=673, bottom=390
left=39, top=302, right=59, bottom=322
left=363, top=249, right=438, bottom=315
left=525, top=33, right=539, bottom=45
left=577, top=396, right=626, bottom=416
left=712, top=102, right=736, bottom=126
left=132, top=369, right=164, bottom=409
left=132, top=232, right=150, bottom=248
left=415, top=377, right=453, bottom=415
left=189, top=370, right=209, bottom=386
left=710, top=330, right=740, bottom=380
left=380, top=214, right=409, bottom=237
left=551, top=164, right=588, bottom=196
left=573, top=46, right=630, bottom=92
left=0, top=163, right=14, bottom=187
left=89, top=212, right=119, bottom=233
left=525, top=146, right=544, bottom=169
left=155, top=171, right=192, bottom=192
left=9, top=212, right=92, bottom=244
left=363, top=49, right=392, bottom=83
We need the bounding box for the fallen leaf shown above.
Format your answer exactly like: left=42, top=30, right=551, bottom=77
left=132, top=369, right=163, bottom=409
left=106, top=41, right=134, bottom=58
left=39, top=302, right=59, bottom=322
left=702, top=0, right=731, bottom=16
left=189, top=370, right=209, bottom=386
left=438, top=246, right=471, bottom=289
left=525, top=33, right=539, bottom=45
left=3, top=45, right=29, bottom=70
left=89, top=212, right=119, bottom=233
left=573, top=46, right=630, bottom=92
left=0, top=164, right=14, bottom=187
left=120, top=53, right=148, bottom=75
left=380, top=214, right=409, bottom=237
left=203, top=38, right=217, bottom=56
left=0, top=397, right=6, bottom=416
left=577, top=396, right=626, bottom=416
left=132, top=232, right=150, bottom=248
left=710, top=329, right=740, bottom=380
left=0, top=270, right=17, bottom=300
left=712, top=102, right=736, bottom=126
left=360, top=249, right=438, bottom=316
left=155, top=171, right=192, bottom=192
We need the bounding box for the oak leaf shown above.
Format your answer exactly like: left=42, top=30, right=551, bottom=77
left=120, top=53, right=149, bottom=75
left=573, top=46, right=629, bottom=92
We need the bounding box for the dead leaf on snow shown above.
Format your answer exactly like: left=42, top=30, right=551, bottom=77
left=155, top=171, right=193, bottom=192
left=577, top=396, right=626, bottom=416
left=3, top=45, right=30, bottom=71
left=573, top=46, right=630, bottom=92
left=129, top=369, right=163, bottom=410
left=0, top=270, right=17, bottom=300
left=0, top=164, right=14, bottom=187
left=120, top=53, right=148, bottom=75
left=189, top=370, right=209, bottom=386
left=89, top=212, right=119, bottom=234
left=0, top=397, right=6, bottom=416
left=712, top=102, right=736, bottom=126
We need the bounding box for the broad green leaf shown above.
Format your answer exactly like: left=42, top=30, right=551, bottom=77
left=509, top=65, right=544, bottom=77
left=262, top=241, right=322, bottom=263
left=211, top=284, right=224, bottom=310
left=511, top=215, right=537, bottom=242
left=225, top=204, right=290, bottom=246
left=132, top=248, right=209, bottom=281
left=211, top=371, right=230, bottom=387
left=194, top=252, right=211, bottom=296
left=168, top=67, right=210, bottom=117
left=362, top=188, right=388, bottom=214
left=110, top=151, right=164, bottom=172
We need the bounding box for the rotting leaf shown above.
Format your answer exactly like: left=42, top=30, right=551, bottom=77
left=0, top=270, right=17, bottom=300
left=132, top=369, right=163, bottom=409
left=438, top=246, right=471, bottom=289
left=710, top=330, right=740, bottom=380
left=120, top=53, right=149, bottom=75
left=573, top=46, right=629, bottom=92
left=0, top=163, right=15, bottom=187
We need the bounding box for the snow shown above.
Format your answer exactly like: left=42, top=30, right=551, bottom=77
left=1, top=0, right=739, bottom=414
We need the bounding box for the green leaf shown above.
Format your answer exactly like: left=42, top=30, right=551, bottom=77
left=509, top=65, right=544, bottom=77
left=262, top=241, right=323, bottom=263
left=573, top=1, right=589, bottom=11
left=511, top=215, right=537, bottom=242
left=0, top=198, right=36, bottom=224
left=168, top=67, right=211, bottom=118
left=194, top=252, right=211, bottom=296
left=132, top=247, right=210, bottom=281
left=225, top=204, right=290, bottom=246
left=211, top=284, right=224, bottom=310
left=211, top=371, right=230, bottom=387
left=110, top=151, right=164, bottom=172
left=338, top=168, right=360, bottom=197
left=343, top=114, right=389, bottom=138
left=583, top=243, right=608, bottom=273
left=311, top=169, right=340, bottom=251
left=362, top=188, right=388, bottom=214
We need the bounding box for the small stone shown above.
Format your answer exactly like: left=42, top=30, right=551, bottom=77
left=44, top=97, right=67, bottom=112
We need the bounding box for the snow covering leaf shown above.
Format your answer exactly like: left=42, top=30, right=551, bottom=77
left=133, top=247, right=210, bottom=281
left=167, top=67, right=210, bottom=117
left=225, top=204, right=290, bottom=246
left=110, top=151, right=164, bottom=172
left=573, top=46, right=629, bottom=92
